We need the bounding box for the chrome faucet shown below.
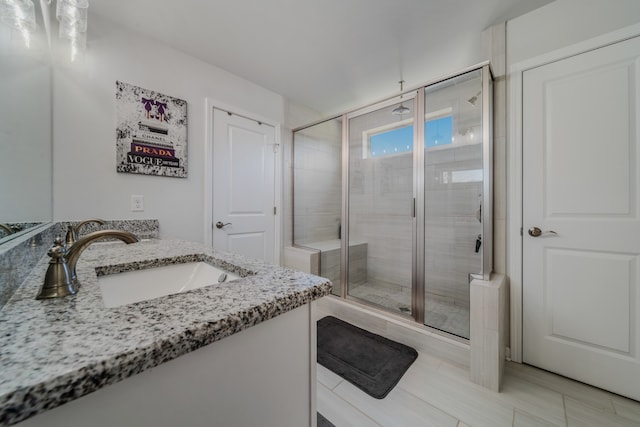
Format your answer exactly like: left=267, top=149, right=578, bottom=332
left=65, top=218, right=106, bottom=245
left=36, top=229, right=140, bottom=300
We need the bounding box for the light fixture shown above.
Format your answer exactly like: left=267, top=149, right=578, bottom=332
left=0, top=0, right=37, bottom=48
left=55, top=0, right=88, bottom=61
left=392, top=80, right=411, bottom=115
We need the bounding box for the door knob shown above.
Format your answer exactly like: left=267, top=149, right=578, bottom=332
left=215, top=221, right=232, bottom=229
left=528, top=227, right=557, bottom=237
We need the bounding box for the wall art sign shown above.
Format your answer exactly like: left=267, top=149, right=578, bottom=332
left=116, top=81, right=187, bottom=177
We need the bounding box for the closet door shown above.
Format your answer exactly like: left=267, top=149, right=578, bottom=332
left=523, top=36, right=640, bottom=400
left=212, top=108, right=276, bottom=263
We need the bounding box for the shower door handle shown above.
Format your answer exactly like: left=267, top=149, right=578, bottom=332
left=528, top=227, right=557, bottom=237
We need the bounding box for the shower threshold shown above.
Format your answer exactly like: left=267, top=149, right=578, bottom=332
left=348, top=283, right=470, bottom=339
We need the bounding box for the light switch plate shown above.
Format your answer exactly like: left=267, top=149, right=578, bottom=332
left=131, top=195, right=144, bottom=212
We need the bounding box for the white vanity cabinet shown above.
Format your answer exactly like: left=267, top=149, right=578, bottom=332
left=17, top=303, right=317, bottom=427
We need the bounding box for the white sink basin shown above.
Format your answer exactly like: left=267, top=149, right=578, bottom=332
left=99, top=262, right=239, bottom=308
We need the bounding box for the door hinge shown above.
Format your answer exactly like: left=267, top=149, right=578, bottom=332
left=273, top=206, right=277, bottom=215
left=412, top=198, right=416, bottom=218
left=520, top=227, right=523, bottom=236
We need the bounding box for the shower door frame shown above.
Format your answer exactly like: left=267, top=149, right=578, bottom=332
left=292, top=63, right=493, bottom=337
left=340, top=91, right=424, bottom=320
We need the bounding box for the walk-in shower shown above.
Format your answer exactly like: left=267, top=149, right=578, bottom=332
left=292, top=65, right=492, bottom=339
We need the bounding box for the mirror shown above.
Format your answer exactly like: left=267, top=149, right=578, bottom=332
left=0, top=4, right=53, bottom=245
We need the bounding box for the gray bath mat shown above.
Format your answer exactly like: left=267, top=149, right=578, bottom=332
left=317, top=316, right=418, bottom=399
left=317, top=412, right=335, bottom=427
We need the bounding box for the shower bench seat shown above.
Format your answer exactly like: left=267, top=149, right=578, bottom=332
left=284, top=239, right=368, bottom=285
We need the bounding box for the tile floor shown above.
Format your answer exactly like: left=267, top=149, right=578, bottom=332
left=317, top=353, right=640, bottom=427
left=348, top=282, right=470, bottom=339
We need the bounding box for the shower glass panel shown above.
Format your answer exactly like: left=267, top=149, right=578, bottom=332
left=291, top=64, right=492, bottom=341
left=423, top=69, right=483, bottom=338
left=347, top=99, right=415, bottom=315
left=292, top=117, right=343, bottom=295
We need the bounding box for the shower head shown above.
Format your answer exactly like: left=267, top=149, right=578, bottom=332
left=392, top=79, right=411, bottom=115
left=467, top=91, right=481, bottom=106
left=392, top=104, right=410, bottom=115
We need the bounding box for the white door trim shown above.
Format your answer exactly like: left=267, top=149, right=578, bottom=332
left=507, top=22, right=640, bottom=363
left=204, top=98, right=282, bottom=264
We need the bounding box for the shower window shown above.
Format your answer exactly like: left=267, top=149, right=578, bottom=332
left=364, top=112, right=453, bottom=158
left=366, top=121, right=413, bottom=158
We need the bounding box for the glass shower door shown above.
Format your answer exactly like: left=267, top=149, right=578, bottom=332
left=292, top=65, right=492, bottom=340
left=347, top=97, right=416, bottom=315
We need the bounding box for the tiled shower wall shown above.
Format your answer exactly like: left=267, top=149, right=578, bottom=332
left=425, top=144, right=482, bottom=306
left=346, top=74, right=484, bottom=307
left=423, top=74, right=484, bottom=308
left=292, top=73, right=484, bottom=311
left=347, top=143, right=482, bottom=305
left=348, top=107, right=413, bottom=293
left=349, top=151, right=414, bottom=291
left=292, top=119, right=342, bottom=246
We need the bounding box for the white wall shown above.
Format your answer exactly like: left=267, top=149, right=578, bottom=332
left=52, top=14, right=285, bottom=242
left=0, top=26, right=51, bottom=222
left=508, top=0, right=640, bottom=65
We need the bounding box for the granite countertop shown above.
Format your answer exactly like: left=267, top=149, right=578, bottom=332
left=0, top=239, right=331, bottom=426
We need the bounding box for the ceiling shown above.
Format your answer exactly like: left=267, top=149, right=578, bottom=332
left=90, top=0, right=553, bottom=116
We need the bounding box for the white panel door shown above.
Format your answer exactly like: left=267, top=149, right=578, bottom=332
left=212, top=109, right=276, bottom=263
left=523, top=36, right=640, bottom=400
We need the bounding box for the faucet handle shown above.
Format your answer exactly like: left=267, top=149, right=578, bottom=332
left=65, top=225, right=76, bottom=246
left=38, top=238, right=76, bottom=300
left=65, top=219, right=106, bottom=245
left=75, top=218, right=106, bottom=233
left=48, top=237, right=69, bottom=259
